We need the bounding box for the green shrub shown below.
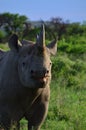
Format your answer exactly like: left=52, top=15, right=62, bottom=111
left=58, top=38, right=86, bottom=54
left=52, top=53, right=86, bottom=89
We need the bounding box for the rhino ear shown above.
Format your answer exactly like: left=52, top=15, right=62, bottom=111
left=9, top=34, right=22, bottom=52
left=47, top=39, right=57, bottom=55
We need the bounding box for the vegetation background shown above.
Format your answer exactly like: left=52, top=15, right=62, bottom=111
left=0, top=13, right=86, bottom=130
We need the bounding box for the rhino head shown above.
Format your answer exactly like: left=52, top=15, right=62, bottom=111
left=9, top=25, right=57, bottom=88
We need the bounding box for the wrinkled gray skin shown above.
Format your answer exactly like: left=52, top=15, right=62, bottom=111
left=0, top=26, right=57, bottom=130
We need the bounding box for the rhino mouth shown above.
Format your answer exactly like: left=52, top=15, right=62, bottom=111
left=35, top=77, right=48, bottom=82
left=31, top=75, right=49, bottom=86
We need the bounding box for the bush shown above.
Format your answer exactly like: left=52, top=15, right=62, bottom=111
left=58, top=38, right=86, bottom=54
left=52, top=53, right=86, bottom=89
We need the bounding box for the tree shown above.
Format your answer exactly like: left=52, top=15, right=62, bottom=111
left=0, top=12, right=29, bottom=37
left=50, top=17, right=67, bottom=40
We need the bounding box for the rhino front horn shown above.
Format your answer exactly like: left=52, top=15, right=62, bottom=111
left=36, top=24, right=45, bottom=47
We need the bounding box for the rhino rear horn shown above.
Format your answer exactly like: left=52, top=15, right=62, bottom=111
left=36, top=24, right=45, bottom=47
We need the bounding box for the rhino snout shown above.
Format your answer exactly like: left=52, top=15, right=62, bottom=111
left=30, top=68, right=50, bottom=79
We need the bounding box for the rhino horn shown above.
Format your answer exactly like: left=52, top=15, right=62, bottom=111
left=36, top=24, right=45, bottom=47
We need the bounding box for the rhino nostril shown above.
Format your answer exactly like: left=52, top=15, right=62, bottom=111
left=31, top=70, right=34, bottom=74
left=46, top=70, right=49, bottom=74
left=22, top=62, right=26, bottom=67
left=31, top=69, right=49, bottom=78
left=44, top=69, right=49, bottom=77
left=30, top=70, right=36, bottom=78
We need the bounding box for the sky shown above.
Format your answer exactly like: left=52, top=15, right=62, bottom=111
left=0, top=0, right=86, bottom=23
